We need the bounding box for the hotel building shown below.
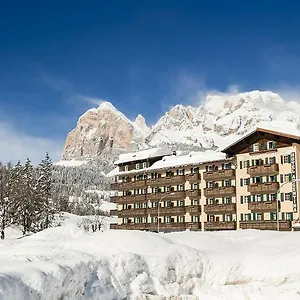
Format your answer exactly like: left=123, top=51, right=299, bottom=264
left=110, top=126, right=300, bottom=231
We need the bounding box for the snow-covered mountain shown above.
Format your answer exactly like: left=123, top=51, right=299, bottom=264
left=61, top=90, right=300, bottom=161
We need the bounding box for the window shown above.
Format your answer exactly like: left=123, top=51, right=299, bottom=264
left=257, top=213, right=263, bottom=221
left=177, top=169, right=185, bottom=175
left=270, top=193, right=276, bottom=201
left=255, top=194, right=263, bottom=202
left=245, top=213, right=251, bottom=221
left=244, top=178, right=250, bottom=185
left=178, top=216, right=185, bottom=223
left=191, top=183, right=199, bottom=190
left=143, top=162, right=148, bottom=168
left=165, top=216, right=171, bottom=223
left=166, top=201, right=171, bottom=207
left=143, top=202, right=148, bottom=208
left=270, top=212, right=277, bottom=221
left=224, top=214, right=232, bottom=221
left=269, top=175, right=277, bottom=182
left=193, top=199, right=199, bottom=205
left=135, top=163, right=140, bottom=170
left=269, top=156, right=276, bottom=164
left=285, top=193, right=292, bottom=201
left=152, top=202, right=158, bottom=208
left=192, top=215, right=200, bottom=222
left=284, top=173, right=292, bottom=182
left=191, top=167, right=199, bottom=174
left=223, top=197, right=231, bottom=204
left=253, top=176, right=263, bottom=184
left=224, top=179, right=231, bottom=187
left=283, top=155, right=291, bottom=164
left=243, top=160, right=250, bottom=168
left=179, top=184, right=185, bottom=191
left=208, top=182, right=215, bottom=188
left=179, top=200, right=185, bottom=206
left=267, top=141, right=275, bottom=150
left=286, top=213, right=293, bottom=221
left=225, top=163, right=231, bottom=169
left=208, top=198, right=215, bottom=204
left=240, top=196, right=244, bottom=204
left=125, top=165, right=129, bottom=171
left=251, top=143, right=260, bottom=152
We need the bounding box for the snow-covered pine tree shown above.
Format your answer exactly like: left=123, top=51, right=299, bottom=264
left=37, top=152, right=55, bottom=229
left=0, top=163, right=11, bottom=239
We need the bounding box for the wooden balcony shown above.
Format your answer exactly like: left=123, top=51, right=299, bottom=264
left=247, top=163, right=279, bottom=176
left=149, top=222, right=187, bottom=231
left=147, top=206, right=186, bottom=216
left=147, top=191, right=186, bottom=201
left=110, top=196, right=119, bottom=203
left=248, top=201, right=280, bottom=212
left=187, top=173, right=201, bottom=183
left=148, top=175, right=186, bottom=187
left=186, top=222, right=201, bottom=230
left=203, top=169, right=235, bottom=181
left=188, top=189, right=201, bottom=198
left=111, top=180, right=147, bottom=190
left=186, top=205, right=201, bottom=215
left=240, top=220, right=292, bottom=231
left=204, top=221, right=236, bottom=231
left=247, top=182, right=279, bottom=194
left=117, top=194, right=148, bottom=204
left=204, top=203, right=236, bottom=214
left=110, top=223, right=150, bottom=230
left=118, top=208, right=147, bottom=217
left=204, top=186, right=236, bottom=197
left=110, top=209, right=118, bottom=216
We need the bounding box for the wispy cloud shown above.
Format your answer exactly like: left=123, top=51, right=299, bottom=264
left=163, top=72, right=242, bottom=111
left=0, top=122, right=63, bottom=164
left=79, top=96, right=108, bottom=107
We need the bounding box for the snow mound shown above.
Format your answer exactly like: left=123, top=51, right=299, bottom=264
left=1, top=229, right=300, bottom=299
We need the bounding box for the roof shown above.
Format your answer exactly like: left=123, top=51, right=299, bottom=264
left=109, top=150, right=230, bottom=177
left=222, top=121, right=300, bottom=155
left=114, top=147, right=174, bottom=165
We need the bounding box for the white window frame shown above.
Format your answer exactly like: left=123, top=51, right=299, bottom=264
left=125, top=165, right=129, bottom=171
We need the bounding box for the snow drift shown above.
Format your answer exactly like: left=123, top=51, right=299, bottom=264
left=1, top=223, right=300, bottom=299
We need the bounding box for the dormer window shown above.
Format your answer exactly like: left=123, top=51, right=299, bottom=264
left=136, top=163, right=140, bottom=170
left=267, top=141, right=276, bottom=150
left=143, top=162, right=148, bottom=168
left=124, top=165, right=129, bottom=171
left=250, top=143, right=260, bottom=152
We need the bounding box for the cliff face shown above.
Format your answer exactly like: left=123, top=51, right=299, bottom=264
left=61, top=91, right=300, bottom=161
left=62, top=102, right=149, bottom=160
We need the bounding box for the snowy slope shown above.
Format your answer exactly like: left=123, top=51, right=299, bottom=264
left=1, top=227, right=300, bottom=299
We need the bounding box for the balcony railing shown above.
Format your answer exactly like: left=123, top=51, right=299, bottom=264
left=147, top=206, right=186, bottom=216
left=203, top=169, right=235, bottom=181
left=147, top=191, right=186, bottom=201
left=186, top=205, right=201, bottom=215
left=117, top=194, right=148, bottom=204
left=111, top=222, right=202, bottom=231
left=247, top=163, right=279, bottom=176
left=110, top=196, right=119, bottom=203
left=204, top=203, right=236, bottom=214
left=204, top=221, right=236, bottom=230
left=186, top=173, right=201, bottom=183
left=240, top=220, right=291, bottom=231
left=111, top=180, right=147, bottom=190
left=248, top=201, right=279, bottom=212
left=148, top=175, right=186, bottom=187
left=188, top=189, right=201, bottom=198
left=110, top=209, right=118, bottom=216
left=119, top=208, right=147, bottom=217
left=204, top=186, right=236, bottom=197
left=247, top=182, right=279, bottom=194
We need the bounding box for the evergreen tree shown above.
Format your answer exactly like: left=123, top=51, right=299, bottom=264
left=37, top=152, right=55, bottom=229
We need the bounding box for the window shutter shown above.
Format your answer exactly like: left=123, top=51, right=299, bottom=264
left=222, top=197, right=225, bottom=204
left=241, top=214, right=244, bottom=221
left=265, top=157, right=269, bottom=164
left=240, top=161, right=243, bottom=169
left=273, top=156, right=276, bottom=163
left=261, top=194, right=264, bottom=202
left=266, top=194, right=270, bottom=201
left=260, top=176, right=263, bottom=183
left=289, top=174, right=292, bottom=182
left=247, top=160, right=250, bottom=167
left=290, top=192, right=293, bottom=201
left=222, top=180, right=224, bottom=187
left=251, top=159, right=254, bottom=166
left=282, top=212, right=285, bottom=220
left=288, top=155, right=291, bottom=163
left=273, top=141, right=277, bottom=149
left=281, top=193, right=284, bottom=202
left=240, top=178, right=243, bottom=186
left=280, top=174, right=284, bottom=183
left=270, top=213, right=274, bottom=221
left=240, top=196, right=243, bottom=204
left=253, top=213, right=256, bottom=221
left=266, top=176, right=269, bottom=183
left=281, top=155, right=283, bottom=164
left=250, top=145, right=254, bottom=152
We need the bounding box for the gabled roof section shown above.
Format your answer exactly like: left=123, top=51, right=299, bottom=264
left=114, top=148, right=173, bottom=165
left=222, top=122, right=300, bottom=156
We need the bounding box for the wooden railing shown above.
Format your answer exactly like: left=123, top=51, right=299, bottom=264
left=204, top=186, right=236, bottom=197
left=147, top=206, right=186, bottom=216
left=204, top=203, right=236, bottom=214
left=247, top=182, right=279, bottom=194
left=147, top=175, right=186, bottom=187
left=188, top=189, right=201, bottom=198
left=240, top=220, right=291, bottom=231
left=186, top=173, right=201, bottom=182
left=186, top=205, right=201, bottom=215
left=203, top=169, right=235, bottom=181
left=247, top=163, right=279, bottom=176
left=204, top=221, right=236, bottom=230
left=147, top=191, right=186, bottom=201
left=248, top=201, right=279, bottom=212
left=118, top=208, right=147, bottom=217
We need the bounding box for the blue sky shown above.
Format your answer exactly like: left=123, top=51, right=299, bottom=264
left=1, top=1, right=300, bottom=162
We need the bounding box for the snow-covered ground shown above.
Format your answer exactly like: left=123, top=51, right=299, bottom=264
left=1, top=222, right=300, bottom=300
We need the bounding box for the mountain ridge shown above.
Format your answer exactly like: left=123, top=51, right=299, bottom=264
left=61, top=90, right=300, bottom=162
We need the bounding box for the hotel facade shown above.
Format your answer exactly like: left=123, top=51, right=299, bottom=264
left=110, top=127, right=300, bottom=231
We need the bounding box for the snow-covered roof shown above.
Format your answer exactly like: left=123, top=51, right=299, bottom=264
left=54, top=160, right=88, bottom=167
left=111, top=150, right=229, bottom=177
left=222, top=121, right=300, bottom=153
left=114, top=148, right=174, bottom=165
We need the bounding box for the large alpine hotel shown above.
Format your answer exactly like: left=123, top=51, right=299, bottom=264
left=110, top=125, right=300, bottom=231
